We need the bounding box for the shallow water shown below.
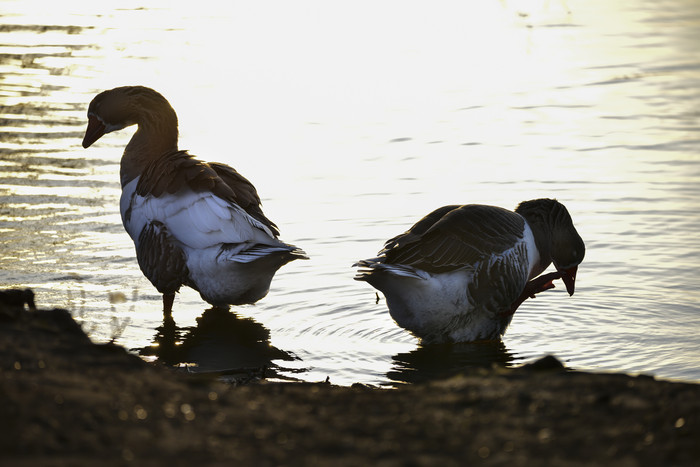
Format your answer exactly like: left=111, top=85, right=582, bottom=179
left=2, top=0, right=699, bottom=385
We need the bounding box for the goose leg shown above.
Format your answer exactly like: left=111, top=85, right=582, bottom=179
left=506, top=271, right=563, bottom=316
left=163, top=293, right=175, bottom=317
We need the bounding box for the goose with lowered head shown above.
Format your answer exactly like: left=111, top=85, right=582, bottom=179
left=82, top=86, right=307, bottom=316
left=355, top=199, right=585, bottom=343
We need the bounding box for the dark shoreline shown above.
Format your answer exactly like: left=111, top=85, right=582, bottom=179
left=1, top=298, right=699, bottom=466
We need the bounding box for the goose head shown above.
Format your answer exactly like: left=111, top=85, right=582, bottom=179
left=83, top=87, right=137, bottom=148
left=82, top=86, right=178, bottom=149
left=551, top=215, right=585, bottom=296
left=517, top=199, right=585, bottom=296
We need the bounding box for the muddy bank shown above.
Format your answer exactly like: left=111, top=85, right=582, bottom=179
left=1, top=294, right=698, bottom=466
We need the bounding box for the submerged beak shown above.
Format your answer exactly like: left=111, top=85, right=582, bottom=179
left=560, top=266, right=578, bottom=296
left=82, top=115, right=106, bottom=148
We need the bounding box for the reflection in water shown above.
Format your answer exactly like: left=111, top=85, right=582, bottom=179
left=139, top=307, right=301, bottom=383
left=387, top=340, right=517, bottom=385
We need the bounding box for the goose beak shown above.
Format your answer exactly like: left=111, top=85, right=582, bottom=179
left=560, top=266, right=577, bottom=296
left=82, top=115, right=106, bottom=148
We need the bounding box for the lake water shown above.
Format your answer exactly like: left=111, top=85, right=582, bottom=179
left=1, top=0, right=699, bottom=386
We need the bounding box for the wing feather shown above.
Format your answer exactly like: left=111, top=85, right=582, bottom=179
left=209, top=161, right=280, bottom=237
left=204, top=194, right=232, bottom=220
left=380, top=205, right=460, bottom=253
left=131, top=150, right=281, bottom=249
left=136, top=150, right=280, bottom=235
left=384, top=204, right=526, bottom=273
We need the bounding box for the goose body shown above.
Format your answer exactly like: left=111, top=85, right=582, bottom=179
left=83, top=86, right=306, bottom=314
left=355, top=200, right=585, bottom=343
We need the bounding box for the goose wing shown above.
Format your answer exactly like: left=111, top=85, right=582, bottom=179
left=380, top=205, right=461, bottom=254
left=209, top=161, right=280, bottom=237
left=126, top=151, right=279, bottom=250
left=384, top=204, right=526, bottom=273
left=137, top=151, right=277, bottom=234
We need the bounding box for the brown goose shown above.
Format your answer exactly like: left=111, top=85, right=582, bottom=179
left=82, top=86, right=307, bottom=316
left=355, top=199, right=585, bottom=343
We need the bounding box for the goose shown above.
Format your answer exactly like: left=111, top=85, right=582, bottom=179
left=82, top=86, right=307, bottom=316
left=355, top=199, right=585, bottom=343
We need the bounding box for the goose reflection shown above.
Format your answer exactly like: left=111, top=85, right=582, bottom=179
left=139, top=307, right=300, bottom=383
left=387, top=340, right=516, bottom=385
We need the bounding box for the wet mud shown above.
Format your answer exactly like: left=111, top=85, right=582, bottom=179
left=1, top=291, right=698, bottom=466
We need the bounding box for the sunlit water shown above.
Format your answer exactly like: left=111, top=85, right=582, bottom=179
left=2, top=0, right=699, bottom=385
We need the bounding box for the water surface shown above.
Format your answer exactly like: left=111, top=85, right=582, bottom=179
left=1, top=0, right=699, bottom=385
